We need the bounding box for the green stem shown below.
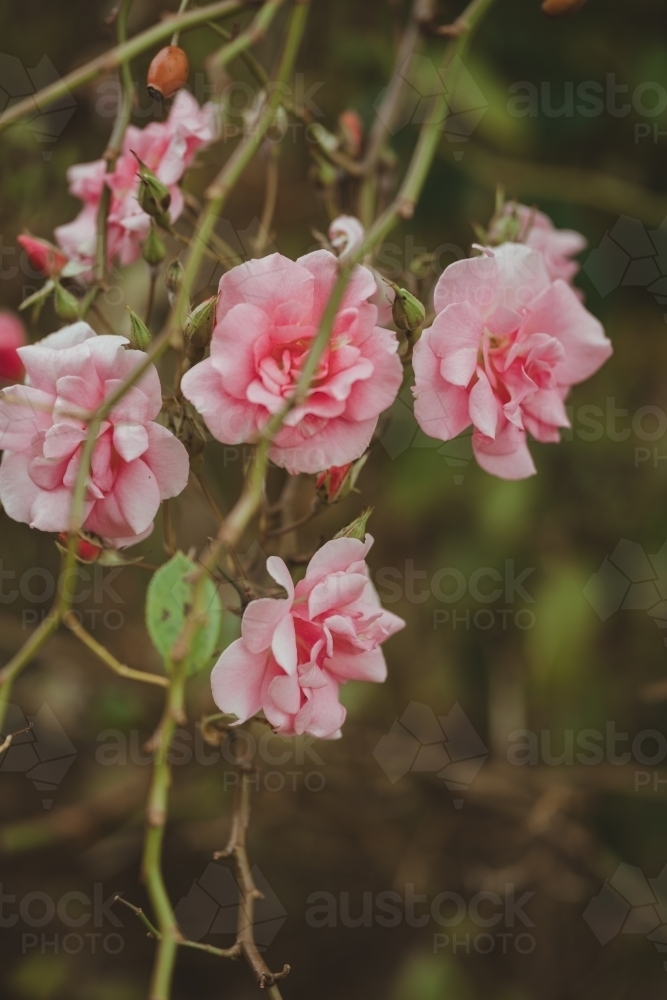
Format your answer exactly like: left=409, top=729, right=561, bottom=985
left=167, top=0, right=310, bottom=343
left=208, top=0, right=285, bottom=73
left=0, top=0, right=245, bottom=132
left=96, top=0, right=136, bottom=287
left=142, top=657, right=188, bottom=1000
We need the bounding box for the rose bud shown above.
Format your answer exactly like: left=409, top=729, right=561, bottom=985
left=184, top=295, right=217, bottom=365
left=17, top=234, right=68, bottom=278
left=165, top=257, right=185, bottom=305
left=57, top=533, right=103, bottom=563
left=126, top=307, right=151, bottom=351
left=133, top=154, right=172, bottom=228
left=334, top=505, right=373, bottom=540
left=0, top=312, right=26, bottom=383
left=315, top=454, right=368, bottom=504
left=542, top=0, right=587, bottom=14
left=338, top=109, right=364, bottom=158
left=147, top=46, right=190, bottom=101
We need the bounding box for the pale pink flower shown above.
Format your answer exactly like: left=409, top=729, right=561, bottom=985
left=0, top=312, right=26, bottom=384
left=489, top=204, right=586, bottom=284
left=181, top=250, right=403, bottom=475
left=55, top=91, right=218, bottom=268
left=0, top=322, right=189, bottom=546
left=211, top=535, right=405, bottom=739
left=412, top=243, right=612, bottom=479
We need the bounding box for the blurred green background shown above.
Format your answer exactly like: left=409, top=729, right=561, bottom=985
left=1, top=0, right=667, bottom=998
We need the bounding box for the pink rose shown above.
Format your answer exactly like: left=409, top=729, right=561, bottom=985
left=54, top=91, right=217, bottom=268
left=412, top=243, right=612, bottom=479
left=211, top=535, right=405, bottom=739
left=0, top=322, right=189, bottom=546
left=181, top=250, right=403, bottom=474
left=489, top=204, right=586, bottom=284
left=0, top=312, right=26, bottom=384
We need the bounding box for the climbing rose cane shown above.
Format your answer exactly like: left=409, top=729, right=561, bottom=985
left=210, top=535, right=405, bottom=739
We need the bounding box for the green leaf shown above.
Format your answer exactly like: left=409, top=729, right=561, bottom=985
left=145, top=551, right=222, bottom=675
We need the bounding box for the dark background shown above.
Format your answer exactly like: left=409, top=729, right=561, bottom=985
left=1, top=1, right=667, bottom=997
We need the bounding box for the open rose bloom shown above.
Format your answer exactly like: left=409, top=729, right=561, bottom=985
left=412, top=243, right=612, bottom=479
left=0, top=323, right=189, bottom=546
left=181, top=250, right=403, bottom=474
left=211, top=535, right=405, bottom=739
left=54, top=91, right=217, bottom=268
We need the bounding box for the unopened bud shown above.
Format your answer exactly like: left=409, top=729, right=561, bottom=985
left=391, top=285, right=425, bottom=332
left=133, top=153, right=172, bottom=227
left=57, top=532, right=103, bottom=563
left=165, top=258, right=185, bottom=305
left=18, top=234, right=68, bottom=278
left=142, top=223, right=166, bottom=266
left=334, top=506, right=373, bottom=541
left=338, top=110, right=364, bottom=158
left=126, top=307, right=151, bottom=351
left=315, top=454, right=368, bottom=504
left=164, top=398, right=206, bottom=459
left=53, top=282, right=80, bottom=323
left=185, top=295, right=217, bottom=364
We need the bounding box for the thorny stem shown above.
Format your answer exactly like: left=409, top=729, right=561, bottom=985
left=142, top=656, right=188, bottom=1000
left=214, top=767, right=290, bottom=991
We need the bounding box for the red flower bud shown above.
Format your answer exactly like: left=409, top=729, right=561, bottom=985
left=315, top=455, right=368, bottom=504
left=338, top=110, right=364, bottom=158
left=57, top=533, right=103, bottom=562
left=17, top=234, right=68, bottom=278
left=147, top=46, right=190, bottom=101
left=0, top=312, right=26, bottom=383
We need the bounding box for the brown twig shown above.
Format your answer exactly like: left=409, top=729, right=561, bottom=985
left=214, top=766, right=290, bottom=991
